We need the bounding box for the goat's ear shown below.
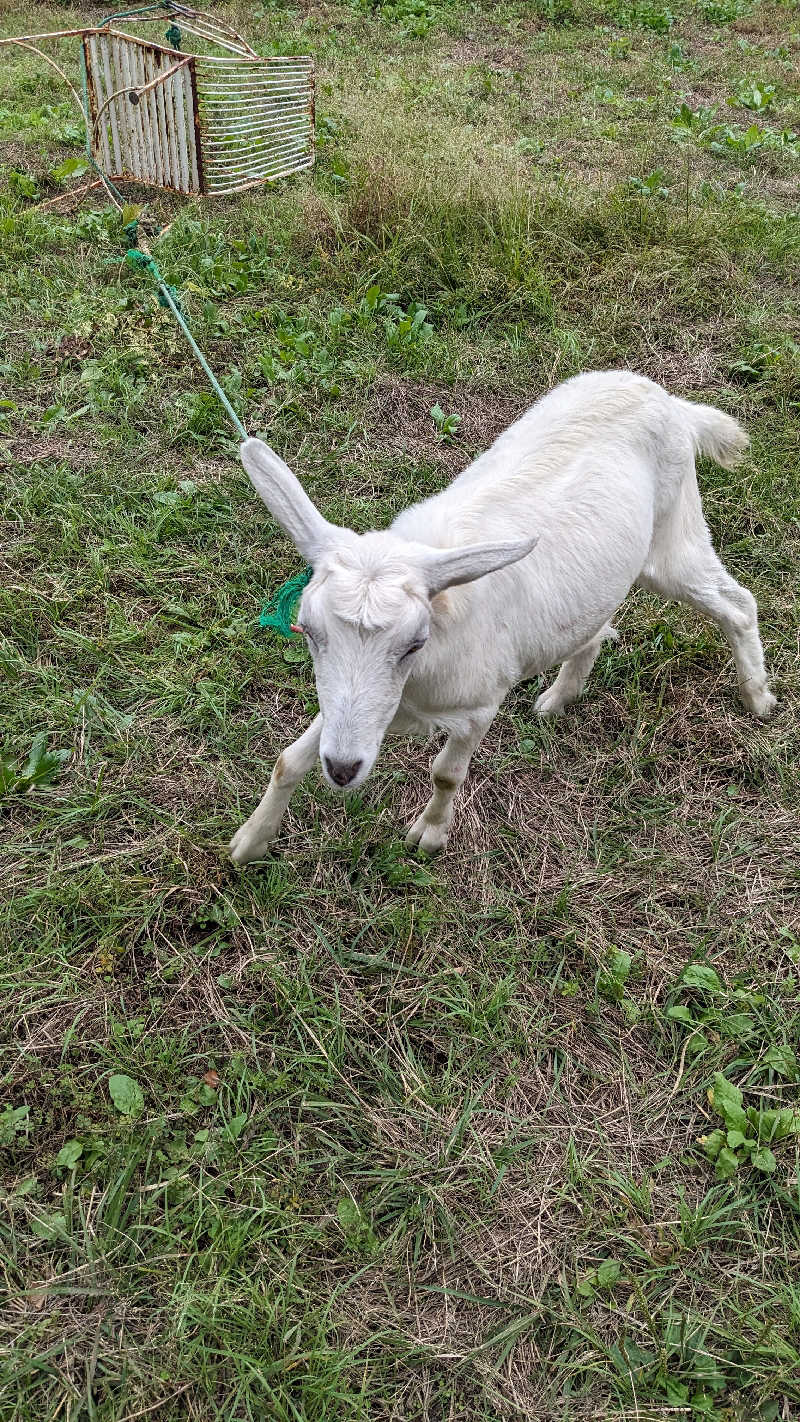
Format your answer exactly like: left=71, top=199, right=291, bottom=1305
left=422, top=535, right=539, bottom=596
left=240, top=438, right=340, bottom=562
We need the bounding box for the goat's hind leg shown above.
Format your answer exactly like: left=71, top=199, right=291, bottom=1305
left=535, top=623, right=618, bottom=717
left=230, top=714, right=323, bottom=865
left=406, top=710, right=496, bottom=855
left=641, top=497, right=775, bottom=717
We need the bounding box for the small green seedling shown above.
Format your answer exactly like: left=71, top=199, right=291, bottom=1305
left=54, top=1140, right=84, bottom=1172
left=668, top=41, right=687, bottom=67
left=515, top=135, right=543, bottom=156
left=7, top=169, right=38, bottom=200
left=672, top=102, right=799, bottom=162
left=50, top=156, right=90, bottom=184
left=577, top=1259, right=622, bottom=1297
left=109, top=1074, right=145, bottom=1119
left=666, top=961, right=764, bottom=1054
left=597, top=947, right=641, bottom=1021
left=0, top=733, right=69, bottom=800
left=597, top=946, right=631, bottom=1001
left=612, top=1, right=674, bottom=31
left=0, top=1105, right=30, bottom=1146
left=700, top=0, right=747, bottom=22
left=356, top=284, right=433, bottom=352
left=430, top=404, right=461, bottom=440
left=730, top=81, right=776, bottom=112
left=672, top=102, right=717, bottom=137
left=385, top=303, right=432, bottom=352
left=627, top=169, right=670, bottom=198
left=337, top=1196, right=380, bottom=1257
left=374, top=0, right=438, bottom=39
left=534, top=0, right=575, bottom=25
left=728, top=338, right=799, bottom=382
left=699, top=1072, right=800, bottom=1179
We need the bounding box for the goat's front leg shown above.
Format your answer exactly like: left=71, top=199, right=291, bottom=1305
left=230, top=714, right=322, bottom=865
left=405, top=711, right=496, bottom=855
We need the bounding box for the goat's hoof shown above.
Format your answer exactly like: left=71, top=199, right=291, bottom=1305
left=405, top=815, right=448, bottom=855
left=534, top=687, right=567, bottom=718
left=744, top=686, right=777, bottom=719
left=229, top=826, right=272, bottom=866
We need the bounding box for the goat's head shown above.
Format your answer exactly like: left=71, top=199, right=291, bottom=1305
left=241, top=439, right=536, bottom=790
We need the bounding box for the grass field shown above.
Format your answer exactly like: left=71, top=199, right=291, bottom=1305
left=2, top=0, right=800, bottom=1417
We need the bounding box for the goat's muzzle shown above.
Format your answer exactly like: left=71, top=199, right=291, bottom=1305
left=323, top=756, right=363, bottom=788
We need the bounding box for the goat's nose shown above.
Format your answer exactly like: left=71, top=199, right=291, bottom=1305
left=324, top=756, right=363, bottom=788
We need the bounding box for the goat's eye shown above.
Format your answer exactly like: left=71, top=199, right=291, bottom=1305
left=401, top=639, right=426, bottom=661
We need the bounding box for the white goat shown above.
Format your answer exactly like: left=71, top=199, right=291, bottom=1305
left=230, top=370, right=774, bottom=863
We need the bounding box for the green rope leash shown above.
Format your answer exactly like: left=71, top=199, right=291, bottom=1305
left=78, top=20, right=306, bottom=636
left=259, top=565, right=313, bottom=638
left=123, top=217, right=302, bottom=632
left=122, top=222, right=248, bottom=440
left=79, top=10, right=247, bottom=440
left=122, top=223, right=301, bottom=634
left=124, top=236, right=181, bottom=311
left=124, top=212, right=303, bottom=628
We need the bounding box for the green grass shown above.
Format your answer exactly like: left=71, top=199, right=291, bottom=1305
left=2, top=0, right=800, bottom=1418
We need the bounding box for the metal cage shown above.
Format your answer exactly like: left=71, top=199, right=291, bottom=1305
left=83, top=28, right=315, bottom=196
left=2, top=5, right=315, bottom=198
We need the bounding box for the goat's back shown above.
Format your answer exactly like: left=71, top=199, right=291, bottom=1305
left=392, top=371, right=748, bottom=703
left=392, top=370, right=697, bottom=551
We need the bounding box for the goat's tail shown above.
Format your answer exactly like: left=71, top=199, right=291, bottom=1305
left=674, top=396, right=749, bottom=470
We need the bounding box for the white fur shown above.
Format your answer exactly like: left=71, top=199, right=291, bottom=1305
left=230, top=370, right=774, bottom=863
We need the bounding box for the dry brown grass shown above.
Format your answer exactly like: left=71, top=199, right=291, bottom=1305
left=3, top=0, right=800, bottom=1418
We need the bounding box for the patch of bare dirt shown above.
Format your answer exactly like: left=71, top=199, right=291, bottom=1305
left=0, top=141, right=51, bottom=177
left=625, top=332, right=723, bottom=390
left=8, top=435, right=100, bottom=467
left=51, top=332, right=93, bottom=365
left=363, top=375, right=527, bottom=474
left=445, top=38, right=531, bottom=71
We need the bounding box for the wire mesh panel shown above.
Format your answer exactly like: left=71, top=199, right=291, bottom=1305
left=84, top=31, right=202, bottom=193
left=195, top=56, right=314, bottom=194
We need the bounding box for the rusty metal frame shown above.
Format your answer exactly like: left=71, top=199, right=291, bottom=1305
left=187, top=57, right=206, bottom=195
